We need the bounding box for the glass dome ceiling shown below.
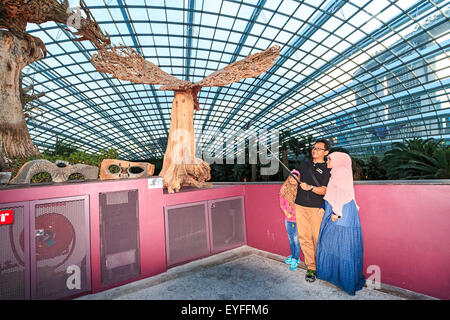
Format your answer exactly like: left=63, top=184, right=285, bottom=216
left=21, top=0, right=450, bottom=160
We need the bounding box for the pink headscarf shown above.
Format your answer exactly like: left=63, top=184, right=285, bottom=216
left=324, top=152, right=358, bottom=217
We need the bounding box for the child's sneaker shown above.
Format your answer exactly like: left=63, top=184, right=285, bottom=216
left=289, top=258, right=298, bottom=271
left=284, top=255, right=292, bottom=264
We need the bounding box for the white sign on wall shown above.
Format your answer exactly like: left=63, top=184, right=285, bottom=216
left=148, top=177, right=163, bottom=189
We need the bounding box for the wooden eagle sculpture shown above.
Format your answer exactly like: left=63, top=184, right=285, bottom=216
left=91, top=44, right=280, bottom=193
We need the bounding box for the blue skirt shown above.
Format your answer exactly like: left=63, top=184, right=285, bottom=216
left=316, top=200, right=366, bottom=295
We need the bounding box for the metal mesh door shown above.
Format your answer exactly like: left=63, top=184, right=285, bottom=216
left=0, top=203, right=29, bottom=300
left=209, top=197, right=246, bottom=253
left=165, top=203, right=209, bottom=266
left=31, top=197, right=90, bottom=300
left=99, top=190, right=140, bottom=286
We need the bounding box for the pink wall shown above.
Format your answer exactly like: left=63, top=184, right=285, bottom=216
left=0, top=181, right=246, bottom=297
left=0, top=178, right=166, bottom=294
left=356, top=184, right=450, bottom=300
left=1, top=181, right=449, bottom=299
left=244, top=183, right=450, bottom=300
left=244, top=185, right=303, bottom=260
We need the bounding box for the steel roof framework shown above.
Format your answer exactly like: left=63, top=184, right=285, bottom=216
left=20, top=0, right=449, bottom=160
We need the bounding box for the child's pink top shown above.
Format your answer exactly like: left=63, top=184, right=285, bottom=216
left=280, top=195, right=296, bottom=222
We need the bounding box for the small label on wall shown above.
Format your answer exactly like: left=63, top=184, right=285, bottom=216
left=0, top=209, right=13, bottom=226
left=148, top=177, right=163, bottom=189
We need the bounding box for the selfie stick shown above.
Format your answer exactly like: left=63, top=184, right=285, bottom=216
left=258, top=142, right=302, bottom=185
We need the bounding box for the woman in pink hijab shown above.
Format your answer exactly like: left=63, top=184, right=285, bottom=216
left=316, top=152, right=366, bottom=295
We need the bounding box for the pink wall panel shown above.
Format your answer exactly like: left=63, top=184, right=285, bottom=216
left=355, top=184, right=450, bottom=300
left=244, top=183, right=450, bottom=300
left=140, top=185, right=166, bottom=280
left=244, top=184, right=294, bottom=258
left=88, top=192, right=101, bottom=293
left=0, top=178, right=167, bottom=294
left=1, top=181, right=449, bottom=299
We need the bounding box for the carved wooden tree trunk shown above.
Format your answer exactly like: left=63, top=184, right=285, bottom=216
left=251, top=163, right=257, bottom=182
left=0, top=30, right=41, bottom=166
left=159, top=90, right=212, bottom=193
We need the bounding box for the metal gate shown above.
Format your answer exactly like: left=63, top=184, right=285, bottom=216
left=164, top=196, right=246, bottom=267
left=0, top=196, right=91, bottom=300
left=99, top=190, right=141, bottom=286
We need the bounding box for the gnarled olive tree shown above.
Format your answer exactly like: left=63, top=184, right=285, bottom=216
left=0, top=0, right=110, bottom=166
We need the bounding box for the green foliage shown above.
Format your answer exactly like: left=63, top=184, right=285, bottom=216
left=288, top=136, right=306, bottom=161
left=351, top=157, right=366, bottom=180
left=7, top=155, right=38, bottom=179
left=31, top=172, right=52, bottom=183
left=108, top=165, right=121, bottom=174
left=279, top=129, right=291, bottom=150
left=4, top=136, right=448, bottom=183
left=381, top=138, right=450, bottom=179
left=209, top=138, right=449, bottom=182
left=279, top=129, right=291, bottom=179
left=5, top=136, right=120, bottom=183
left=297, top=134, right=314, bottom=159
left=210, top=163, right=224, bottom=182
left=231, top=163, right=251, bottom=182
left=210, top=162, right=236, bottom=182
left=51, top=136, right=78, bottom=157
left=366, top=156, right=387, bottom=180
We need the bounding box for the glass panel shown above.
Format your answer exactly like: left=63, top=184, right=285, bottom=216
left=17, top=0, right=449, bottom=160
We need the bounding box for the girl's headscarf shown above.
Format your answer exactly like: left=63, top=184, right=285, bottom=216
left=324, top=152, right=358, bottom=216
left=280, top=169, right=300, bottom=212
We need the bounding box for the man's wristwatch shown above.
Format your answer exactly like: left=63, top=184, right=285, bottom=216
left=309, top=185, right=314, bottom=191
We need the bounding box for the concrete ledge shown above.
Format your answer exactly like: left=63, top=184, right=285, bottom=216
left=0, top=176, right=163, bottom=190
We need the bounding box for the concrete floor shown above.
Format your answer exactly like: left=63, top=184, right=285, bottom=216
left=77, top=246, right=435, bottom=300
